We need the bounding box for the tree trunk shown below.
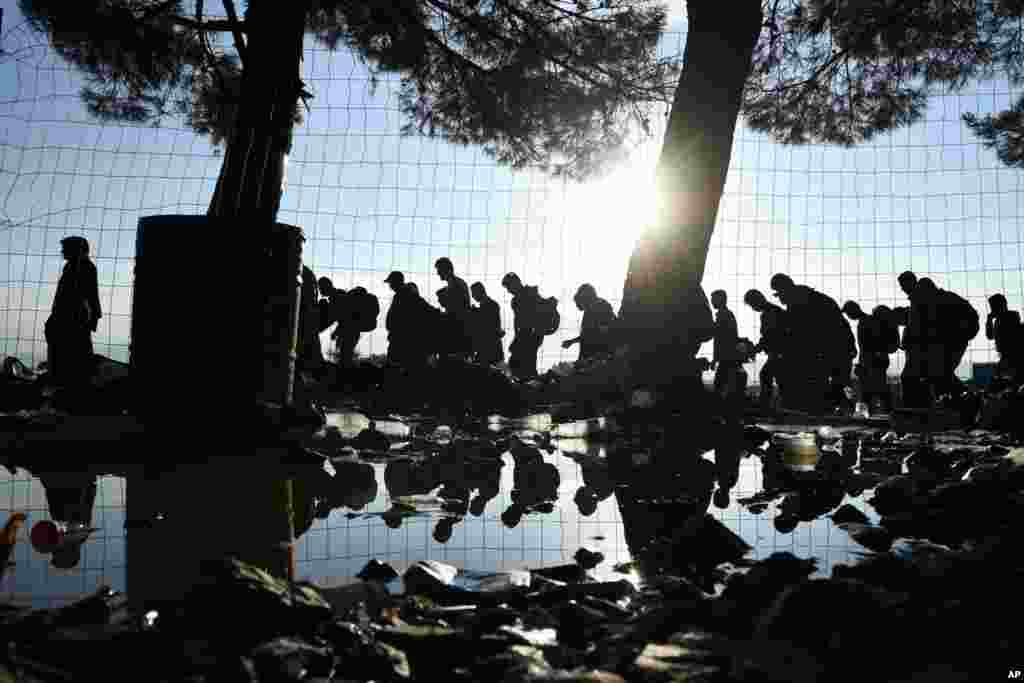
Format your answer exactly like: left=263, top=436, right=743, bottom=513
left=207, top=0, right=309, bottom=224
left=618, top=0, right=762, bottom=375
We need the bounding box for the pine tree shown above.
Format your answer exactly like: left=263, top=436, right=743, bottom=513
left=17, top=0, right=678, bottom=224
left=619, top=0, right=1024, bottom=385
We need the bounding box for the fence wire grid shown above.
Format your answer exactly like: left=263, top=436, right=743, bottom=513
left=2, top=15, right=1023, bottom=381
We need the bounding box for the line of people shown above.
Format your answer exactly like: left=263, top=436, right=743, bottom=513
left=302, top=256, right=620, bottom=383
left=737, top=270, right=1020, bottom=414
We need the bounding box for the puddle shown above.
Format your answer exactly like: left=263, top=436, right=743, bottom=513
left=0, top=415, right=886, bottom=607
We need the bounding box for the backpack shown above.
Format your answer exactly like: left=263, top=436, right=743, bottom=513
left=353, top=291, right=380, bottom=333
left=535, top=295, right=560, bottom=336
left=943, top=290, right=979, bottom=342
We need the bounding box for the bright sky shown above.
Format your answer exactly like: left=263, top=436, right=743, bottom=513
left=1, top=0, right=1022, bottom=379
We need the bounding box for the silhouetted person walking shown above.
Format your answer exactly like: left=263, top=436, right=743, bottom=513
left=469, top=282, right=504, bottom=365
left=334, top=286, right=378, bottom=366
left=385, top=272, right=420, bottom=369
left=931, top=278, right=979, bottom=397
left=317, top=277, right=345, bottom=334
left=502, top=272, right=545, bottom=380
left=35, top=470, right=97, bottom=570
left=296, top=266, right=324, bottom=378
left=744, top=289, right=790, bottom=409
left=435, top=257, right=472, bottom=358
left=770, top=273, right=851, bottom=413
left=45, top=236, right=101, bottom=392
left=897, top=271, right=929, bottom=408
left=843, top=301, right=898, bottom=413
left=986, top=293, right=1021, bottom=380
left=317, top=276, right=347, bottom=363
left=385, top=272, right=411, bottom=368
left=561, top=283, right=616, bottom=362
left=710, top=290, right=741, bottom=396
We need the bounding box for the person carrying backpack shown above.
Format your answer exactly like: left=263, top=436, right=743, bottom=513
left=333, top=286, right=379, bottom=367
left=926, top=279, right=978, bottom=398
left=502, top=272, right=557, bottom=380
left=843, top=301, right=895, bottom=413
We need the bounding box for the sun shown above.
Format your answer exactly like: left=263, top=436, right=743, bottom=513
left=557, top=149, right=662, bottom=295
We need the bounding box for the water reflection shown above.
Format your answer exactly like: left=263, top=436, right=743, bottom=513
left=0, top=413, right=881, bottom=608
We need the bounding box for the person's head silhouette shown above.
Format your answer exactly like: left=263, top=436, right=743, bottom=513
left=774, top=514, right=799, bottom=534
left=872, top=304, right=894, bottom=322
left=501, top=272, right=523, bottom=296
left=60, top=236, right=89, bottom=261
left=573, top=283, right=597, bottom=311
left=470, top=281, right=488, bottom=303
left=435, top=257, right=455, bottom=281
left=433, top=517, right=456, bottom=543
left=51, top=542, right=82, bottom=570
left=898, top=271, right=918, bottom=297
left=842, top=301, right=865, bottom=321
left=384, top=271, right=405, bottom=293
left=574, top=486, right=599, bottom=517
left=710, top=289, right=728, bottom=310
left=769, top=274, right=795, bottom=304
left=501, top=504, right=523, bottom=529
left=744, top=289, right=768, bottom=312
left=989, top=293, right=1008, bottom=314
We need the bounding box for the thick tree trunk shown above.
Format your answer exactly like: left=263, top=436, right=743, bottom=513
left=207, top=0, right=309, bottom=224
left=618, top=0, right=762, bottom=375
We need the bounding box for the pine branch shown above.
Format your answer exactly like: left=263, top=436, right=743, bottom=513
left=424, top=0, right=617, bottom=95
left=222, top=0, right=247, bottom=66
left=534, top=0, right=618, bottom=24
left=167, top=15, right=248, bottom=34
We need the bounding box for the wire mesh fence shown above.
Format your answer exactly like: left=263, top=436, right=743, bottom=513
left=2, top=19, right=1021, bottom=382
left=0, top=7, right=1018, bottom=607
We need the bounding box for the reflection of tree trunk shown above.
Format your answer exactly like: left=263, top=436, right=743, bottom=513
left=619, top=0, right=762, bottom=353
left=614, top=457, right=714, bottom=567
left=207, top=0, right=309, bottom=225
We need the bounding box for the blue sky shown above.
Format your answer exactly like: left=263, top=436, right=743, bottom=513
left=1, top=0, right=1022, bottom=379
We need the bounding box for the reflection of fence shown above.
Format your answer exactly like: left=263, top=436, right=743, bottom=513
left=0, top=448, right=875, bottom=606
left=1, top=20, right=1021, bottom=378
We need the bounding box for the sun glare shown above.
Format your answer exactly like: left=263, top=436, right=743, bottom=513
left=558, top=150, right=661, bottom=297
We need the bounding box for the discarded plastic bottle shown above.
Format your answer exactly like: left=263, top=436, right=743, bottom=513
left=29, top=520, right=94, bottom=554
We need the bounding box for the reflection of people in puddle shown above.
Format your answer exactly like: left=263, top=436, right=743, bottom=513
left=436, top=440, right=505, bottom=518
left=772, top=483, right=847, bottom=534
left=500, top=442, right=559, bottom=528
left=34, top=471, right=97, bottom=569
left=433, top=516, right=460, bottom=543
left=293, top=461, right=378, bottom=539
left=469, top=473, right=501, bottom=517
left=382, top=506, right=405, bottom=529
left=713, top=428, right=743, bottom=510
left=573, top=456, right=615, bottom=517
left=384, top=459, right=440, bottom=499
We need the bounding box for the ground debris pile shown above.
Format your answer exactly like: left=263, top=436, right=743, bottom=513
left=3, top=502, right=1022, bottom=683
left=2, top=419, right=1023, bottom=680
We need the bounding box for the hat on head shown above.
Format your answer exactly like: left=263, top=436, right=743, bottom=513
left=384, top=271, right=405, bottom=284
left=60, top=236, right=89, bottom=254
